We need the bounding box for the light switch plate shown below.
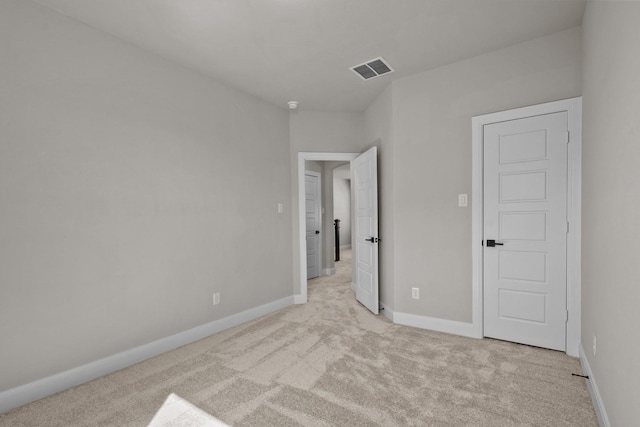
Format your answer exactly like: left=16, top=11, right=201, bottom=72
left=458, top=194, right=468, bottom=207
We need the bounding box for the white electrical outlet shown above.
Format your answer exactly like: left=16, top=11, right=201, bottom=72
left=213, top=292, right=220, bottom=306
left=411, top=288, right=419, bottom=299
left=593, top=334, right=597, bottom=357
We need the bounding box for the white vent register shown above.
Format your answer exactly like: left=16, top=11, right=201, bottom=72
left=350, top=57, right=394, bottom=80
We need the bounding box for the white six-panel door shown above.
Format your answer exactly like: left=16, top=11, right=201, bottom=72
left=483, top=112, right=568, bottom=351
left=353, top=147, right=379, bottom=315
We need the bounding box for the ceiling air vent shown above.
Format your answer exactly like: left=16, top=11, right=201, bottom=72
left=350, top=57, right=394, bottom=81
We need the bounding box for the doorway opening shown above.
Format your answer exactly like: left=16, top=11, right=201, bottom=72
left=303, top=161, right=354, bottom=293
left=297, top=148, right=380, bottom=315
left=332, top=163, right=352, bottom=266
left=296, top=153, right=359, bottom=304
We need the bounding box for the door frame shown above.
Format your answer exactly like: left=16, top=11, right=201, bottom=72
left=296, top=152, right=359, bottom=304
left=304, top=170, right=322, bottom=280
left=471, top=97, right=582, bottom=356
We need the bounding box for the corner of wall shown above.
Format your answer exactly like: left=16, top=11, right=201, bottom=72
left=578, top=343, right=611, bottom=427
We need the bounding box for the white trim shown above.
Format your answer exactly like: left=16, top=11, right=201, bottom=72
left=566, top=100, right=582, bottom=357
left=471, top=114, right=485, bottom=339
left=379, top=302, right=394, bottom=322
left=351, top=282, right=357, bottom=293
left=339, top=244, right=352, bottom=250
left=0, top=296, right=294, bottom=414
left=394, top=312, right=478, bottom=338
left=579, top=343, right=611, bottom=427
left=297, top=152, right=359, bottom=304
left=471, top=97, right=582, bottom=355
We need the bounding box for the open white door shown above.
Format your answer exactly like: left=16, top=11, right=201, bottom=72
left=353, top=147, right=379, bottom=314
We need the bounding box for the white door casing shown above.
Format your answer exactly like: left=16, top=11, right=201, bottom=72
left=483, top=112, right=568, bottom=351
left=305, top=171, right=321, bottom=280
left=353, top=147, right=379, bottom=315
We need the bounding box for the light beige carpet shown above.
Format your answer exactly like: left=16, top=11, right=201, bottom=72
left=0, top=250, right=597, bottom=426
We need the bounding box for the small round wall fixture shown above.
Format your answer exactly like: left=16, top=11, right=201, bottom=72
left=288, top=101, right=299, bottom=110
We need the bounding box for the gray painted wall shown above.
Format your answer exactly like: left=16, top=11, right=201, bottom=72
left=365, top=85, right=394, bottom=309
left=0, top=0, right=292, bottom=392
left=582, top=2, right=640, bottom=425
left=304, top=161, right=323, bottom=174
left=369, top=27, right=582, bottom=322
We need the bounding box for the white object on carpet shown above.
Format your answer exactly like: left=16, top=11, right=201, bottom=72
left=148, top=393, right=229, bottom=427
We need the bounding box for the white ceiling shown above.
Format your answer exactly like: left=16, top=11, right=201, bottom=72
left=33, top=0, right=586, bottom=112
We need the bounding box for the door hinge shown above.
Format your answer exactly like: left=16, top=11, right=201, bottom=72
left=567, top=221, right=570, bottom=233
left=564, top=131, right=570, bottom=144
left=566, top=310, right=569, bottom=322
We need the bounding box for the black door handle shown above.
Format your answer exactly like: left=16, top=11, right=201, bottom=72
left=486, top=239, right=504, bottom=247
left=365, top=237, right=379, bottom=243
left=315, top=230, right=320, bottom=234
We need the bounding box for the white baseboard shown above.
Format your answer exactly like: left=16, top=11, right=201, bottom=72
left=293, top=294, right=306, bottom=304
left=0, top=296, right=294, bottom=414
left=393, top=312, right=479, bottom=339
left=351, top=282, right=356, bottom=292
left=321, top=268, right=336, bottom=276
left=339, top=244, right=351, bottom=250
left=379, top=302, right=394, bottom=322
left=579, top=343, right=610, bottom=427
